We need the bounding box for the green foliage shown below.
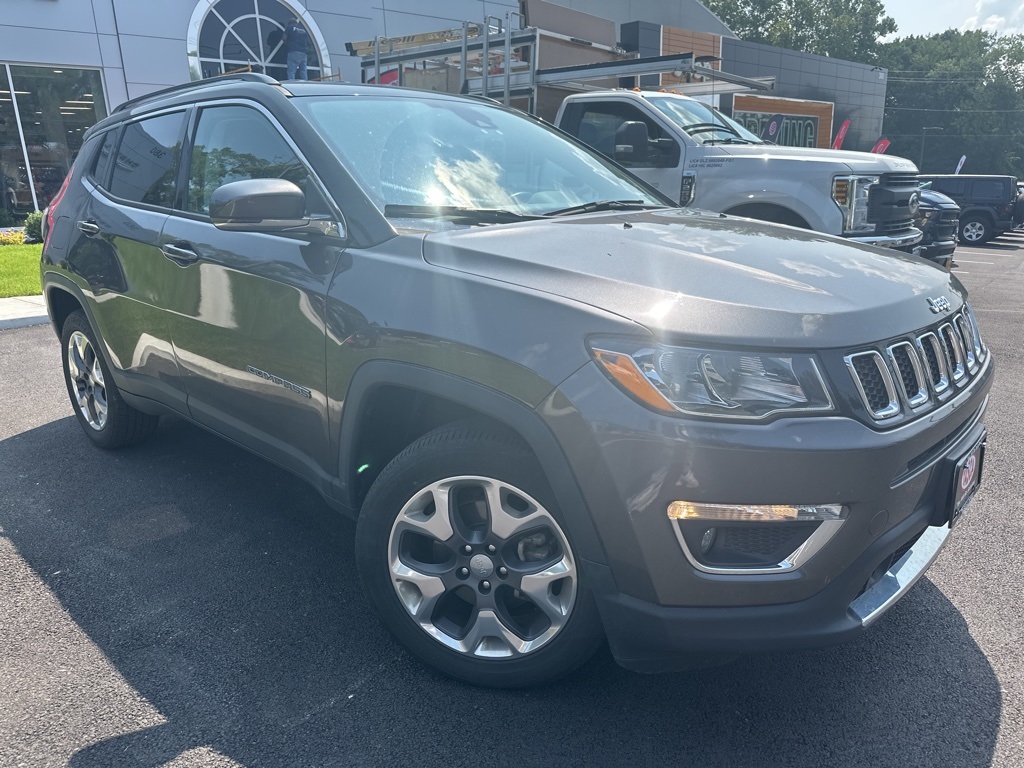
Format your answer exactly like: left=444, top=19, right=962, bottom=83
left=0, top=244, right=43, bottom=297
left=876, top=30, right=1024, bottom=175
left=23, top=211, right=43, bottom=243
left=0, top=208, right=15, bottom=228
left=703, top=0, right=895, bottom=61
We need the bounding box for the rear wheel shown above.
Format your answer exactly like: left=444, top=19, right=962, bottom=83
left=61, top=311, right=159, bottom=448
left=959, top=214, right=992, bottom=245
left=356, top=423, right=603, bottom=687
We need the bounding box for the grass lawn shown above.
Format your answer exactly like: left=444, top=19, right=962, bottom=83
left=0, top=244, right=43, bottom=298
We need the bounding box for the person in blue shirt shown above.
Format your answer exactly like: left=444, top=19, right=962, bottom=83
left=283, top=18, right=310, bottom=80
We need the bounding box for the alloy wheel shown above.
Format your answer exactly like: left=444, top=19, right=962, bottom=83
left=67, top=330, right=108, bottom=430
left=387, top=475, right=577, bottom=658
left=961, top=220, right=986, bottom=243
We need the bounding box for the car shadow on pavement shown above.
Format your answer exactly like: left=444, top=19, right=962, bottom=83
left=0, top=416, right=1001, bottom=768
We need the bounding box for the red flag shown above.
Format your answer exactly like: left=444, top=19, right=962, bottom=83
left=870, top=138, right=890, bottom=154
left=831, top=119, right=851, bottom=150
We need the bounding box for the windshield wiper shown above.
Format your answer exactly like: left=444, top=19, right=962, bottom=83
left=384, top=204, right=541, bottom=224
left=544, top=200, right=664, bottom=216
left=683, top=121, right=741, bottom=138
left=703, top=137, right=760, bottom=145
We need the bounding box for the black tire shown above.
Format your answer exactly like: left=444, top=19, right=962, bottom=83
left=60, top=311, right=159, bottom=449
left=958, top=214, right=992, bottom=245
left=356, top=422, right=604, bottom=688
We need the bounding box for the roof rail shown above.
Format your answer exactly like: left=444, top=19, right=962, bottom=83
left=114, top=72, right=279, bottom=113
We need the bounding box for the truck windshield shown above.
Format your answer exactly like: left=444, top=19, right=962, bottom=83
left=646, top=97, right=763, bottom=144
left=294, top=95, right=669, bottom=218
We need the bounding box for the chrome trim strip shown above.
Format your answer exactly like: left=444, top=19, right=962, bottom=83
left=850, top=524, right=951, bottom=626
left=915, top=332, right=949, bottom=395
left=964, top=303, right=985, bottom=360
left=887, top=341, right=929, bottom=408
left=939, top=323, right=966, bottom=383
left=955, top=314, right=978, bottom=372
left=845, top=350, right=900, bottom=419
left=671, top=518, right=846, bottom=575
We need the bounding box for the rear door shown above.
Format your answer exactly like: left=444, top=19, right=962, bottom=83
left=160, top=102, right=342, bottom=482
left=65, top=111, right=190, bottom=413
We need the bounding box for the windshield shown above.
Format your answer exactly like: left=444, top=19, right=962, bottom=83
left=646, top=97, right=763, bottom=144
left=295, top=95, right=669, bottom=218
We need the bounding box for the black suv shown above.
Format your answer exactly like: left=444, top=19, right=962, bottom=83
left=911, top=187, right=960, bottom=268
left=41, top=74, right=993, bottom=687
left=918, top=174, right=1018, bottom=245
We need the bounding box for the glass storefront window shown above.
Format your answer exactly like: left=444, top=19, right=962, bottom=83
left=0, top=64, right=106, bottom=222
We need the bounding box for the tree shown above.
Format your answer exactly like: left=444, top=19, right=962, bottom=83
left=876, top=30, right=1024, bottom=175
left=704, top=0, right=896, bottom=61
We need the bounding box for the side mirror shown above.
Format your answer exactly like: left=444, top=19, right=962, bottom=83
left=614, top=121, right=650, bottom=164
left=209, top=179, right=341, bottom=238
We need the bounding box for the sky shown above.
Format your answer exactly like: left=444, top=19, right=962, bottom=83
left=886, top=0, right=1024, bottom=38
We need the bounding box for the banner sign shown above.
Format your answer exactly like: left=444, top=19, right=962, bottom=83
left=870, top=138, right=890, bottom=154
left=832, top=119, right=851, bottom=150
left=734, top=111, right=819, bottom=148
left=955, top=155, right=967, bottom=174
left=758, top=114, right=787, bottom=143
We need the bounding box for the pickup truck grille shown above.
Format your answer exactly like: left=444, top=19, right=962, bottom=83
left=845, top=304, right=986, bottom=422
left=934, top=210, right=959, bottom=241
left=866, top=173, right=920, bottom=233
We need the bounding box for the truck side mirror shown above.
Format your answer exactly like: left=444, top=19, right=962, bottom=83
left=614, top=121, right=650, bottom=164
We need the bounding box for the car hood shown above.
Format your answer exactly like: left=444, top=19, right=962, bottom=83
left=715, top=144, right=919, bottom=174
left=421, top=208, right=965, bottom=348
left=919, top=188, right=960, bottom=210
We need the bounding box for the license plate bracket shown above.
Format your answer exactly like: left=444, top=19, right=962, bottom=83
left=947, top=434, right=986, bottom=528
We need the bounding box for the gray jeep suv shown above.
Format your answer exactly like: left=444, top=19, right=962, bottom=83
left=41, top=73, right=993, bottom=687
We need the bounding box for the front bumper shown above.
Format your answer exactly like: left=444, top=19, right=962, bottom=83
left=543, top=354, right=992, bottom=672
left=848, top=228, right=923, bottom=249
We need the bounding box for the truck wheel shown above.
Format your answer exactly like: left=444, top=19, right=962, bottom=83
left=61, top=311, right=159, bottom=448
left=959, top=215, right=991, bottom=245
left=356, top=423, right=603, bottom=687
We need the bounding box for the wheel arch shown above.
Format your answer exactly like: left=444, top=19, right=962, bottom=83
left=44, top=280, right=86, bottom=337
left=723, top=202, right=812, bottom=230
left=337, top=360, right=607, bottom=565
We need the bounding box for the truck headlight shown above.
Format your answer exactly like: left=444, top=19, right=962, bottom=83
left=589, top=340, right=835, bottom=420
left=833, top=175, right=878, bottom=233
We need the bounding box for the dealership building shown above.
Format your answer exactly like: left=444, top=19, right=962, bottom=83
left=0, top=0, right=888, bottom=220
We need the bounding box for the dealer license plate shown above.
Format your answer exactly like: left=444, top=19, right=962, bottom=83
left=949, top=437, right=985, bottom=527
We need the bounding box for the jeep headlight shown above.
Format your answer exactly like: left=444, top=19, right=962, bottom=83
left=833, top=175, right=878, bottom=233
left=590, top=340, right=834, bottom=420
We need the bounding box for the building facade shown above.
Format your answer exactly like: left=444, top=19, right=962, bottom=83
left=1, top=0, right=887, bottom=222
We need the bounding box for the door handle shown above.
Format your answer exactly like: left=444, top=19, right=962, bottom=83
left=77, top=220, right=100, bottom=236
left=161, top=242, right=200, bottom=265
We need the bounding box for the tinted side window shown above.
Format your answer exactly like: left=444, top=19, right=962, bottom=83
left=931, top=179, right=966, bottom=198
left=187, top=105, right=322, bottom=215
left=972, top=179, right=1008, bottom=200
left=109, top=112, right=185, bottom=208
left=90, top=129, right=119, bottom=187
left=576, top=103, right=680, bottom=169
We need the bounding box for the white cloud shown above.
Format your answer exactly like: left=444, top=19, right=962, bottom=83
left=962, top=0, right=1024, bottom=35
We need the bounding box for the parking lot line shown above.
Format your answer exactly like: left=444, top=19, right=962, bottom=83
left=954, top=260, right=994, bottom=265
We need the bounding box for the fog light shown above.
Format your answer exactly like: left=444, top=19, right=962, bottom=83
left=700, top=527, right=716, bottom=554
left=668, top=502, right=848, bottom=574
left=668, top=502, right=845, bottom=523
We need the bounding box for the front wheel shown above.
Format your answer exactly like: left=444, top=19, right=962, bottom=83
left=959, top=215, right=992, bottom=245
left=356, top=423, right=603, bottom=687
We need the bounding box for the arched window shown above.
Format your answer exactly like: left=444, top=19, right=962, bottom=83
left=187, top=0, right=331, bottom=81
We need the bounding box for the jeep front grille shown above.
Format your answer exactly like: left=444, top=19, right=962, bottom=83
left=845, top=305, right=986, bottom=422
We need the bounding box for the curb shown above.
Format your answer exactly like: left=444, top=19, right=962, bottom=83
left=0, top=314, right=49, bottom=331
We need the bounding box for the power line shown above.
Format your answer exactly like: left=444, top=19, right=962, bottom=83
left=884, top=106, right=1024, bottom=112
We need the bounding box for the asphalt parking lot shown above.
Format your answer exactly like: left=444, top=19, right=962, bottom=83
left=2, top=234, right=1023, bottom=768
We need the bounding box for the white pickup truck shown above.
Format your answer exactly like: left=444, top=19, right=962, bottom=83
left=555, top=90, right=923, bottom=249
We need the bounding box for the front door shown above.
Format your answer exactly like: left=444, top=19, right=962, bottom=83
left=160, top=103, right=342, bottom=482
